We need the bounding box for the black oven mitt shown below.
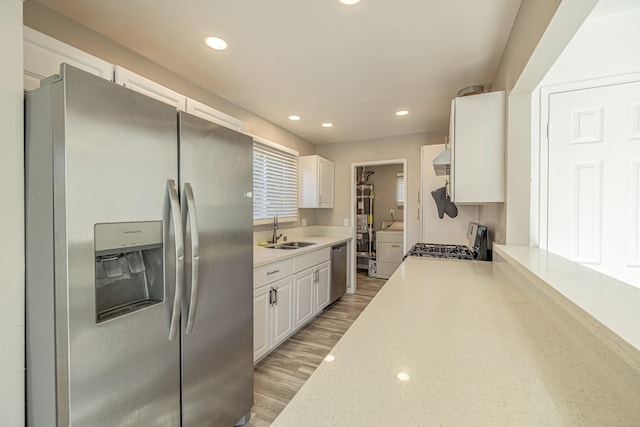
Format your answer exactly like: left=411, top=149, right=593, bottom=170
left=431, top=186, right=459, bottom=219
left=445, top=199, right=458, bottom=218
left=431, top=186, right=447, bottom=219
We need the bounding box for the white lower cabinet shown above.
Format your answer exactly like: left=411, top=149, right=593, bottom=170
left=253, top=285, right=271, bottom=362
left=253, top=276, right=294, bottom=363
left=254, top=246, right=333, bottom=363
left=292, top=261, right=331, bottom=329
left=293, top=268, right=315, bottom=329
left=294, top=249, right=331, bottom=329
left=271, top=278, right=294, bottom=346
left=314, top=261, right=331, bottom=313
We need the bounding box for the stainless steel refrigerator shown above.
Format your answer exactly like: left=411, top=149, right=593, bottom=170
left=25, top=64, right=254, bottom=426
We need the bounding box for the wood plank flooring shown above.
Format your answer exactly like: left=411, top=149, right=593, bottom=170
left=245, top=272, right=386, bottom=427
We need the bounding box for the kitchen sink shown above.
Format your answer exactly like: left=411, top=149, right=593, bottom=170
left=265, top=241, right=316, bottom=250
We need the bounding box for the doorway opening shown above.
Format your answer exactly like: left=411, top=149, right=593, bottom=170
left=350, top=159, right=407, bottom=292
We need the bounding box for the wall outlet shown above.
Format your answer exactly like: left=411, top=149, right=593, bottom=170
left=301, top=218, right=307, bottom=227
left=343, top=218, right=349, bottom=227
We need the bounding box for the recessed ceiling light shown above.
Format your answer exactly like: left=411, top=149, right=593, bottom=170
left=339, top=0, right=361, bottom=5
left=321, top=122, right=333, bottom=128
left=397, top=372, right=410, bottom=382
left=324, top=354, right=335, bottom=362
left=395, top=110, right=409, bottom=116
left=289, top=115, right=301, bottom=121
left=203, top=36, right=228, bottom=51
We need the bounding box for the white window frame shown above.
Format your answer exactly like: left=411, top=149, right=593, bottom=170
left=252, top=136, right=299, bottom=225
left=396, top=172, right=405, bottom=207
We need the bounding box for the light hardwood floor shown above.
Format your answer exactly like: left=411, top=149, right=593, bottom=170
left=245, top=272, right=386, bottom=427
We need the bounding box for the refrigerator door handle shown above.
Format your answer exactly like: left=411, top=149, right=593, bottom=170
left=182, top=182, right=200, bottom=335
left=167, top=179, right=184, bottom=341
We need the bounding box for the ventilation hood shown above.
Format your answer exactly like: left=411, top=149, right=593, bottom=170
left=432, top=148, right=451, bottom=176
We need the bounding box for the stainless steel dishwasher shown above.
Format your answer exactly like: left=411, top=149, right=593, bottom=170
left=330, top=243, right=347, bottom=304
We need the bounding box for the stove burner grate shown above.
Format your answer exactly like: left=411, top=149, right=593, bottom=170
left=405, top=243, right=477, bottom=260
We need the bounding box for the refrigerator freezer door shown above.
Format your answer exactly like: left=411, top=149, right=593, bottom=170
left=26, top=65, right=181, bottom=426
left=178, top=112, right=254, bottom=426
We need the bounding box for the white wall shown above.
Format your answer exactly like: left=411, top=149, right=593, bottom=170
left=316, top=132, right=445, bottom=248
left=542, top=5, right=640, bottom=86
left=1, top=1, right=24, bottom=425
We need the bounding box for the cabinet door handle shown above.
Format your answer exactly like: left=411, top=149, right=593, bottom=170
left=267, top=270, right=280, bottom=275
left=269, top=288, right=275, bottom=305
left=274, top=288, right=278, bottom=306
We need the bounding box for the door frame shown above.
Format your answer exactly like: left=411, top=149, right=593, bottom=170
left=349, top=159, right=407, bottom=293
left=537, top=71, right=640, bottom=250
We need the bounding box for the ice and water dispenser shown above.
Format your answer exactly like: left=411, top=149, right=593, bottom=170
left=94, top=221, right=164, bottom=323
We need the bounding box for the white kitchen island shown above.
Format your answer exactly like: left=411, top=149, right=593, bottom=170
left=272, top=257, right=640, bottom=426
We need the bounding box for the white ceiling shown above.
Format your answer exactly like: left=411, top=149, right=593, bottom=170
left=30, top=0, right=522, bottom=144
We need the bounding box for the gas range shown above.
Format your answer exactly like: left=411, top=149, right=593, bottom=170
left=405, top=222, right=489, bottom=261
left=406, top=243, right=476, bottom=260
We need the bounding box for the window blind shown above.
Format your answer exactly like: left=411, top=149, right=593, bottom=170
left=396, top=173, right=405, bottom=207
left=253, top=141, right=298, bottom=223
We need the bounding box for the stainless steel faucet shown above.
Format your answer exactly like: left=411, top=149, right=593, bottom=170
left=272, top=215, right=282, bottom=244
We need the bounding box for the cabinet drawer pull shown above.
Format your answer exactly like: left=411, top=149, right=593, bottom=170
left=266, top=270, right=280, bottom=275
left=391, top=245, right=400, bottom=248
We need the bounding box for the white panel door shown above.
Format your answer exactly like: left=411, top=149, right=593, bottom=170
left=293, top=268, right=315, bottom=329
left=314, top=262, right=331, bottom=313
left=253, top=285, right=271, bottom=362
left=271, top=277, right=294, bottom=347
left=548, top=81, right=640, bottom=287
left=318, top=157, right=334, bottom=208
left=450, top=91, right=505, bottom=203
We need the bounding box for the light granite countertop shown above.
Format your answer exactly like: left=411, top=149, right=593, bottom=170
left=272, top=257, right=640, bottom=426
left=253, top=235, right=351, bottom=268
left=495, top=245, right=640, bottom=352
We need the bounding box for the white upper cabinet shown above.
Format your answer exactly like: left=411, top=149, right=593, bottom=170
left=185, top=98, right=243, bottom=131
left=298, top=155, right=334, bottom=208
left=114, top=66, right=186, bottom=111
left=450, top=91, right=505, bottom=203
left=23, top=26, right=114, bottom=91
